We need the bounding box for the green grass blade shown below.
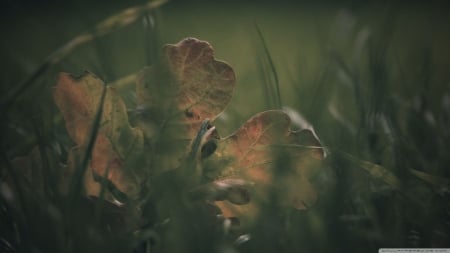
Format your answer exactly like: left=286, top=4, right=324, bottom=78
left=254, top=23, right=282, bottom=109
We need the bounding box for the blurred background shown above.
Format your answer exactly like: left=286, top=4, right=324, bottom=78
left=1, top=0, right=450, bottom=132
left=1, top=0, right=450, bottom=252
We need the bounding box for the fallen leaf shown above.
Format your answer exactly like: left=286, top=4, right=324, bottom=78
left=135, top=38, right=235, bottom=175
left=136, top=37, right=236, bottom=139
left=208, top=110, right=324, bottom=226
left=53, top=72, right=144, bottom=198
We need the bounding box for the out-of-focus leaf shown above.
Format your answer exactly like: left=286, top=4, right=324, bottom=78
left=409, top=169, right=450, bottom=192
left=210, top=110, right=325, bottom=225
left=189, top=178, right=252, bottom=205
left=53, top=72, right=144, bottom=198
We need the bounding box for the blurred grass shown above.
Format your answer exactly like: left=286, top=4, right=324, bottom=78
left=1, top=0, right=450, bottom=252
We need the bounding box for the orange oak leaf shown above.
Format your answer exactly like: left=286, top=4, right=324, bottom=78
left=207, top=110, right=324, bottom=226
left=53, top=72, right=144, bottom=198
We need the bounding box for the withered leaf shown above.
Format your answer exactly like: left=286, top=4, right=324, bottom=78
left=136, top=37, right=236, bottom=139
left=209, top=110, right=324, bottom=226
left=52, top=39, right=324, bottom=229
left=53, top=72, right=144, bottom=198
left=135, top=38, right=236, bottom=176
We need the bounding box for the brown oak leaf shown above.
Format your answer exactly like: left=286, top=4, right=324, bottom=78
left=53, top=72, right=144, bottom=199
left=206, top=110, right=324, bottom=226
left=135, top=38, right=235, bottom=174
left=136, top=37, right=235, bottom=139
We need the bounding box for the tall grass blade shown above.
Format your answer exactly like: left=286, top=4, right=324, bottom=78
left=409, top=169, right=450, bottom=191
left=31, top=118, right=53, bottom=197
left=336, top=151, right=401, bottom=189
left=68, top=84, right=107, bottom=204
left=0, top=0, right=168, bottom=112
left=254, top=23, right=282, bottom=109
left=143, top=11, right=161, bottom=66
left=334, top=150, right=450, bottom=194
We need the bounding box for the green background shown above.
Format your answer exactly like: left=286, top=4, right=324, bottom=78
left=1, top=0, right=450, bottom=252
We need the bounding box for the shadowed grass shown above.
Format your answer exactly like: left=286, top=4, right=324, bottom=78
left=0, top=0, right=168, bottom=115
left=1, top=1, right=450, bottom=252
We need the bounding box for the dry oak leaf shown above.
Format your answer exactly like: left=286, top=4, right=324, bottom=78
left=136, top=38, right=235, bottom=175
left=136, top=37, right=236, bottom=139
left=54, top=72, right=144, bottom=198
left=209, top=110, right=324, bottom=226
